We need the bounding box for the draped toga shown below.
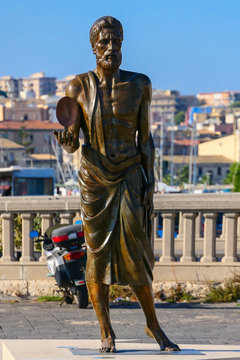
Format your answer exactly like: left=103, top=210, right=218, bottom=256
left=77, top=71, right=155, bottom=285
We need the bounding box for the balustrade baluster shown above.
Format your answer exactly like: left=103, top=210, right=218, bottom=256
left=39, top=214, right=54, bottom=263
left=222, top=212, right=239, bottom=263
left=220, top=214, right=226, bottom=240
left=159, top=212, right=176, bottom=262
left=151, top=212, right=158, bottom=252
left=237, top=216, right=240, bottom=241
left=176, top=212, right=183, bottom=241
left=180, top=212, right=197, bottom=263
left=60, top=213, right=75, bottom=225
left=0, top=213, right=16, bottom=262
left=201, top=212, right=217, bottom=263
left=195, top=211, right=203, bottom=240
left=20, top=213, right=36, bottom=262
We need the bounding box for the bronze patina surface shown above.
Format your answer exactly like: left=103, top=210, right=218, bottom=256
left=54, top=16, right=180, bottom=353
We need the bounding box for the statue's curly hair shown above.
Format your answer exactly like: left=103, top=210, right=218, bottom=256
left=90, top=16, right=123, bottom=48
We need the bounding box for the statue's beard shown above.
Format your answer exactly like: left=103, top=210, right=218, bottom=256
left=97, top=53, right=122, bottom=70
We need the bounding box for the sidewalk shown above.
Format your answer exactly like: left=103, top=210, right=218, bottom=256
left=0, top=301, right=239, bottom=345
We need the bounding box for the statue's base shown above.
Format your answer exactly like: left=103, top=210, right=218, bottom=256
left=1, top=340, right=240, bottom=360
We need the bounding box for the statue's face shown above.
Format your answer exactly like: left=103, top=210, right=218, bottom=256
left=93, top=28, right=122, bottom=70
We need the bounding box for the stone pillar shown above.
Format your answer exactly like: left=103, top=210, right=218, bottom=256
left=159, top=212, right=176, bottom=262
left=237, top=216, right=240, bottom=240
left=195, top=211, right=203, bottom=240
left=176, top=212, right=183, bottom=241
left=39, top=213, right=54, bottom=263
left=154, top=212, right=159, bottom=237
left=0, top=213, right=16, bottom=262
left=220, top=214, right=226, bottom=240
left=222, top=212, right=239, bottom=263
left=60, top=213, right=75, bottom=225
left=151, top=212, right=158, bottom=253
left=20, top=213, right=36, bottom=262
left=201, top=212, right=217, bottom=263
left=180, top=212, right=197, bottom=263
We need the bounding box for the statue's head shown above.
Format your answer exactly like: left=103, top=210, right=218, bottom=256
left=90, top=16, right=123, bottom=70
left=90, top=16, right=123, bottom=48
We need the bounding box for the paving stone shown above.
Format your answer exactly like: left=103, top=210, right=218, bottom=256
left=0, top=302, right=239, bottom=345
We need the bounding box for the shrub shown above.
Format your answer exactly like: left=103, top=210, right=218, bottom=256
left=205, top=275, right=240, bottom=303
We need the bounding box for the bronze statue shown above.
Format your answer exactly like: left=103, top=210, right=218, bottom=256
left=54, top=16, right=180, bottom=353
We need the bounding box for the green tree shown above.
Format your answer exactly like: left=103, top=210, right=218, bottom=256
left=174, top=111, right=185, bottom=125
left=163, top=174, right=171, bottom=185
left=200, top=174, right=213, bottom=185
left=14, top=214, right=42, bottom=250
left=197, top=100, right=206, bottom=106
left=17, top=124, right=34, bottom=154
left=176, top=166, right=189, bottom=185
left=223, top=162, right=240, bottom=191
left=229, top=100, right=240, bottom=108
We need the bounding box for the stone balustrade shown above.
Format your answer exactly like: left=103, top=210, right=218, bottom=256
left=0, top=194, right=240, bottom=283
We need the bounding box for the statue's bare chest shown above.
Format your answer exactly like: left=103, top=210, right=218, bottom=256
left=99, top=82, right=142, bottom=121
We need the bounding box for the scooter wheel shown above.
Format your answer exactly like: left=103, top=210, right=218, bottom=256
left=65, top=294, right=73, bottom=304
left=75, top=285, right=88, bottom=308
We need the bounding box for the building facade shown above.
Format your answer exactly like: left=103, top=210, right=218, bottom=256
left=151, top=89, right=198, bottom=124
left=56, top=75, right=75, bottom=97
left=0, top=120, right=62, bottom=154
left=19, top=72, right=56, bottom=99
left=0, top=76, right=19, bottom=98
left=163, top=154, right=232, bottom=184
left=197, top=91, right=240, bottom=107
left=0, top=138, right=27, bottom=167
left=2, top=102, right=49, bottom=121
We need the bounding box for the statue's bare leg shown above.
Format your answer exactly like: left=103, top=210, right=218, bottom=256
left=87, top=281, right=116, bottom=353
left=130, top=284, right=180, bottom=351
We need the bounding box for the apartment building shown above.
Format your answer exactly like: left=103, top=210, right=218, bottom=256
left=151, top=89, right=177, bottom=122
left=1, top=101, right=49, bottom=121
left=197, top=91, right=240, bottom=107
left=198, top=134, right=238, bottom=162
left=0, top=73, right=57, bottom=99
left=19, top=72, right=56, bottom=99
left=151, top=89, right=198, bottom=123
left=0, top=138, right=27, bottom=167
left=163, top=155, right=232, bottom=184
left=0, top=76, right=19, bottom=98
left=56, top=75, right=75, bottom=97
left=0, top=120, right=62, bottom=154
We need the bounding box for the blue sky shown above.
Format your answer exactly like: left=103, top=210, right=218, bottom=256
left=1, top=0, right=239, bottom=94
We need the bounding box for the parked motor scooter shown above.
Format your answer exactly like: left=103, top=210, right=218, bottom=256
left=30, top=222, right=88, bottom=308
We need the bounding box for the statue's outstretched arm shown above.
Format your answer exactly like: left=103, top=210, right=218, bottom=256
left=53, top=79, right=82, bottom=153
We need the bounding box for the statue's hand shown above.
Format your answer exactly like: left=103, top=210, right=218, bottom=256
left=143, top=183, right=154, bottom=215
left=53, top=130, right=79, bottom=153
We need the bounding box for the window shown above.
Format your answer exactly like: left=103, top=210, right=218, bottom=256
left=9, top=153, right=14, bottom=162
left=218, top=167, right=221, bottom=176
left=13, top=177, right=53, bottom=196
left=198, top=167, right=202, bottom=176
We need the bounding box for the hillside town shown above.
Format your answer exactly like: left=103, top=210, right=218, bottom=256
left=0, top=72, right=240, bottom=194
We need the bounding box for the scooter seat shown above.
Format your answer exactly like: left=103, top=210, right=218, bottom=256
left=52, top=224, right=84, bottom=249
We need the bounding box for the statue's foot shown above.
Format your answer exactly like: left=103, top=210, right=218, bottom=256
left=145, top=326, right=180, bottom=352
left=99, top=336, right=116, bottom=353
left=159, top=339, right=180, bottom=352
